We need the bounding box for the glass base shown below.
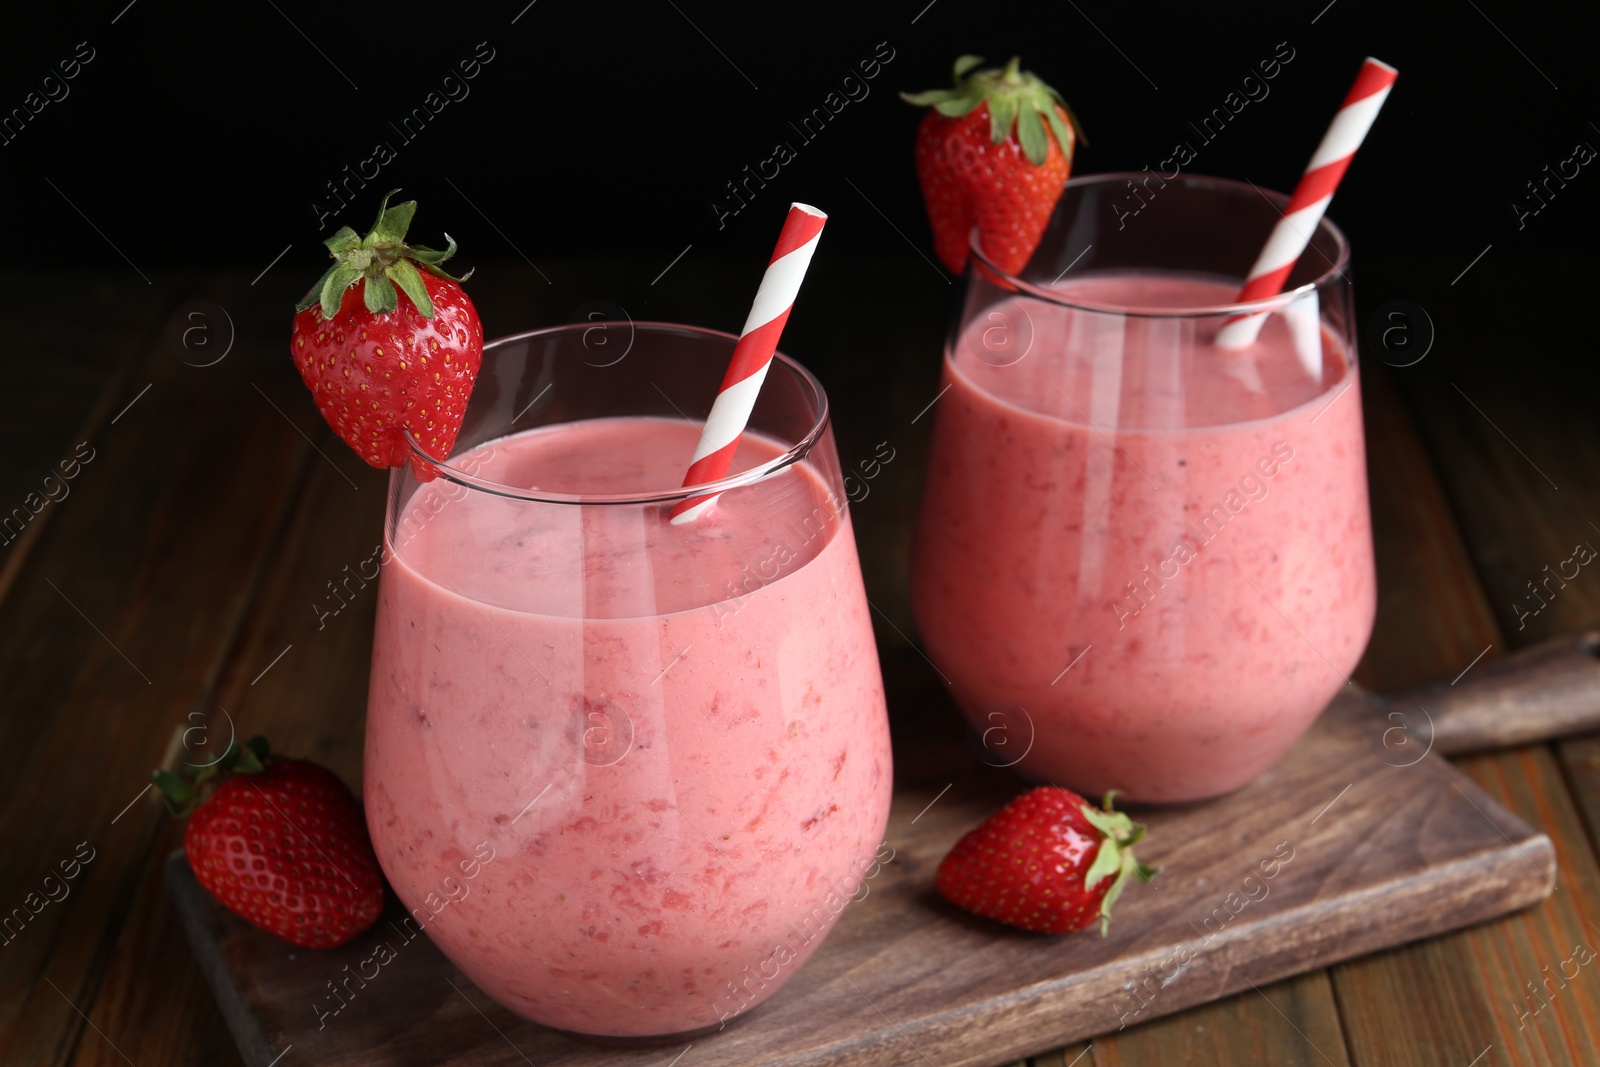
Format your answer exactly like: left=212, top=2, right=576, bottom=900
left=548, top=1011, right=752, bottom=1047
left=968, top=723, right=1258, bottom=808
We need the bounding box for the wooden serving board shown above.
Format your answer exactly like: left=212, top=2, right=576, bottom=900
left=164, top=632, right=1599, bottom=1067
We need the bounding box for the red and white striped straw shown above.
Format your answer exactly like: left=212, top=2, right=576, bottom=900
left=669, top=203, right=827, bottom=524
left=1215, top=57, right=1398, bottom=350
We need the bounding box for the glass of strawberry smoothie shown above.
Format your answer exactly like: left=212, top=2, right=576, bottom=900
left=363, top=323, right=893, bottom=1041
left=910, top=172, right=1376, bottom=803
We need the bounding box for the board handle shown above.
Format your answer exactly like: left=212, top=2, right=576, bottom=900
left=1390, top=627, right=1600, bottom=756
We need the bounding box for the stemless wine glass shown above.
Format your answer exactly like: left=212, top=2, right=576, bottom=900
left=363, top=322, right=893, bottom=1041
left=910, top=172, right=1377, bottom=803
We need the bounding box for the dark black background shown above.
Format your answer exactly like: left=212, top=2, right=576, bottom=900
left=3, top=0, right=1594, bottom=281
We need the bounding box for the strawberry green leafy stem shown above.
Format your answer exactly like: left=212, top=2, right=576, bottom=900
left=295, top=189, right=472, bottom=322
left=900, top=55, right=1087, bottom=167
left=153, top=735, right=273, bottom=818
left=1078, top=790, right=1159, bottom=936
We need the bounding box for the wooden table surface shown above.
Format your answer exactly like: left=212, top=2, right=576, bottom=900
left=3, top=252, right=1598, bottom=1067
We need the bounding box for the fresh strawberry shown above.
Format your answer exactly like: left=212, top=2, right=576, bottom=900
left=936, top=787, right=1154, bottom=935
left=291, top=190, right=483, bottom=476
left=155, top=737, right=384, bottom=949
left=902, top=56, right=1082, bottom=276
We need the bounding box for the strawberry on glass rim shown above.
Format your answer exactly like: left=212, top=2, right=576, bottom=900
left=291, top=190, right=483, bottom=478
left=902, top=55, right=1084, bottom=276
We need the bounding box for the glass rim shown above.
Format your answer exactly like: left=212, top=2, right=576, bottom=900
left=401, top=321, right=832, bottom=506
left=967, top=171, right=1352, bottom=318
left=942, top=343, right=1361, bottom=435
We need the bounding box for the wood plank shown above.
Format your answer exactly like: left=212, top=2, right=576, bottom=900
left=68, top=818, right=243, bottom=1067
left=0, top=271, right=185, bottom=610
left=164, top=676, right=1553, bottom=1067
left=1083, top=975, right=1349, bottom=1067
left=1391, top=629, right=1600, bottom=755
left=0, top=271, right=164, bottom=505
left=1330, top=742, right=1600, bottom=1065
left=68, top=397, right=388, bottom=1067
left=0, top=268, right=325, bottom=1067
left=1319, top=264, right=1600, bottom=1066
left=1029, top=1047, right=1091, bottom=1067
left=1379, top=259, right=1600, bottom=1062
left=1390, top=274, right=1600, bottom=647
left=1346, top=330, right=1501, bottom=694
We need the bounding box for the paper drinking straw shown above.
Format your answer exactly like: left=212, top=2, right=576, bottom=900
left=1214, top=57, right=1398, bottom=350
left=669, top=203, right=827, bottom=524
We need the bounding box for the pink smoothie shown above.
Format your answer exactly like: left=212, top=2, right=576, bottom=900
left=910, top=273, right=1376, bottom=802
left=365, top=416, right=892, bottom=1037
